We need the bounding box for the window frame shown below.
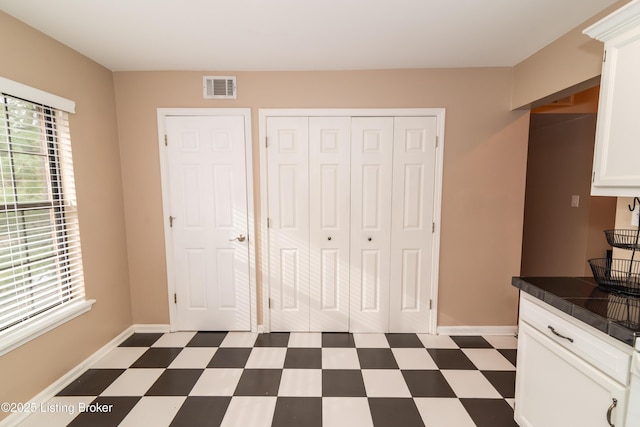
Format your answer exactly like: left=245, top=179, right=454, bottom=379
left=0, top=77, right=93, bottom=356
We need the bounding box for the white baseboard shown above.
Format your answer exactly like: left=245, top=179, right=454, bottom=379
left=0, top=324, right=170, bottom=427
left=436, top=325, right=518, bottom=336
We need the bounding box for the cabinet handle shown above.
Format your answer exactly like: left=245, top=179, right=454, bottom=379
left=327, top=236, right=332, bottom=241
left=606, top=398, right=617, bottom=427
left=368, top=237, right=372, bottom=241
left=547, top=325, right=574, bottom=343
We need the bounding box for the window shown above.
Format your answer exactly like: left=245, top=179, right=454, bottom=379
left=0, top=88, right=90, bottom=354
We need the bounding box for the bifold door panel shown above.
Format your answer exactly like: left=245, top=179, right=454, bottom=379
left=266, top=114, right=438, bottom=333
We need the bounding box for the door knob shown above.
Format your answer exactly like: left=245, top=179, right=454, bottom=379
left=229, top=234, right=246, bottom=242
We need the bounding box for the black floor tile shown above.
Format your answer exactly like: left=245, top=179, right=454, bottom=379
left=272, top=397, right=322, bottom=427
left=385, top=333, right=424, bottom=348
left=169, top=396, right=231, bottom=427
left=499, top=349, right=518, bottom=366
left=460, top=398, right=519, bottom=427
left=119, top=333, right=163, bottom=347
left=322, top=332, right=356, bottom=348
left=427, top=348, right=477, bottom=370
left=234, top=369, right=282, bottom=396
left=57, top=369, right=125, bottom=396
left=186, top=331, right=228, bottom=347
left=67, top=396, right=140, bottom=427
left=254, top=333, right=290, bottom=347
left=357, top=348, right=399, bottom=369
left=145, top=369, right=203, bottom=396
left=450, top=336, right=493, bottom=348
left=482, top=371, right=516, bottom=398
left=284, top=348, right=322, bottom=369
left=368, top=398, right=425, bottom=427
left=322, top=369, right=366, bottom=397
left=207, top=348, right=252, bottom=368
left=401, top=370, right=457, bottom=397
left=130, top=347, right=183, bottom=368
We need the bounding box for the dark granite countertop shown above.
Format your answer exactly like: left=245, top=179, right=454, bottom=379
left=512, top=276, right=640, bottom=347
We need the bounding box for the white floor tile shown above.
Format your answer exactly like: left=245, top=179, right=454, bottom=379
left=441, top=370, right=502, bottom=398
left=391, top=348, right=438, bottom=370
left=462, top=348, right=516, bottom=370
left=245, top=347, right=287, bottom=369
left=91, top=347, right=148, bottom=369
left=168, top=347, right=217, bottom=368
left=288, top=332, right=322, bottom=348
left=151, top=332, right=197, bottom=347
left=278, top=369, right=322, bottom=397
left=118, top=396, right=186, bottom=427
left=414, top=398, right=477, bottom=427
left=323, top=397, right=373, bottom=427
left=353, top=333, right=389, bottom=348
left=219, top=332, right=258, bottom=348
left=322, top=348, right=360, bottom=369
left=417, top=334, right=459, bottom=348
left=100, top=368, right=164, bottom=396
left=221, top=397, right=277, bottom=427
left=483, top=335, right=518, bottom=349
left=18, top=397, right=95, bottom=427
left=189, top=368, right=243, bottom=396
left=361, top=369, right=411, bottom=397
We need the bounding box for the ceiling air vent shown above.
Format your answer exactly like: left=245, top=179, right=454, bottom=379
left=203, top=76, right=237, bottom=99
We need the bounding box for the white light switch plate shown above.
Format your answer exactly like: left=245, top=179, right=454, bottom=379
left=571, top=195, right=580, bottom=208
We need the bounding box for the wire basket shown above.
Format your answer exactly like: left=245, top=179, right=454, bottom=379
left=588, top=258, right=640, bottom=297
left=604, top=229, right=640, bottom=251
left=584, top=291, right=640, bottom=331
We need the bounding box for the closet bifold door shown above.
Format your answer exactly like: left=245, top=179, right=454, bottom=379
left=266, top=117, right=310, bottom=331
left=389, top=116, right=438, bottom=333
left=309, top=117, right=351, bottom=332
left=349, top=117, right=394, bottom=333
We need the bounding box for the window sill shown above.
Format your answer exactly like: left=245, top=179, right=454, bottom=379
left=0, top=299, right=95, bottom=357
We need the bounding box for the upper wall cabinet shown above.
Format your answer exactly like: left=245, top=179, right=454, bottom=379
left=584, top=0, right=640, bottom=197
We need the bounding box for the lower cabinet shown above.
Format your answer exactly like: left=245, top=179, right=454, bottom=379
left=515, top=296, right=630, bottom=427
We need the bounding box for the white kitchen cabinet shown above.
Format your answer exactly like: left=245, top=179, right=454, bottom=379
left=515, top=295, right=632, bottom=427
left=584, top=1, right=640, bottom=197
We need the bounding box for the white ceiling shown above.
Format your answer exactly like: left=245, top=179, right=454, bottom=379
left=0, top=0, right=621, bottom=72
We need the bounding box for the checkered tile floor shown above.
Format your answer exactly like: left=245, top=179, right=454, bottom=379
left=19, top=332, right=519, bottom=427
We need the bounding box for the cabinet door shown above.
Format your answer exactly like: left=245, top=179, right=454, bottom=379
left=349, top=117, right=394, bottom=332
left=309, top=117, right=351, bottom=331
left=389, top=117, right=437, bottom=333
left=267, top=117, right=310, bottom=331
left=515, top=322, right=628, bottom=427
left=591, top=25, right=640, bottom=196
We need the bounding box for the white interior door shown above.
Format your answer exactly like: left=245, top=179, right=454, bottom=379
left=266, top=117, right=310, bottom=331
left=389, top=117, right=437, bottom=332
left=309, top=117, right=351, bottom=331
left=166, top=115, right=251, bottom=331
left=349, top=117, right=394, bottom=333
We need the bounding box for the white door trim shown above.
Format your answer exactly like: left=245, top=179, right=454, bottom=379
left=259, top=108, right=445, bottom=334
left=158, top=108, right=257, bottom=332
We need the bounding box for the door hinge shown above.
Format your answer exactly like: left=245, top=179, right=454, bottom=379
left=174, top=293, right=177, bottom=304
left=435, top=135, right=439, bottom=148
left=164, top=135, right=168, bottom=146
left=592, top=171, right=595, bottom=183
left=268, top=298, right=272, bottom=309
left=267, top=217, right=270, bottom=228
left=432, top=222, right=435, bottom=233
left=603, top=50, right=607, bottom=63
left=429, top=299, right=433, bottom=310
left=265, top=137, right=268, bottom=148
left=169, top=216, right=175, bottom=227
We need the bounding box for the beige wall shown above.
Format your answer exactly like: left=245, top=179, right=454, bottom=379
left=0, top=11, right=132, bottom=417
left=511, top=0, right=630, bottom=109
left=113, top=69, right=530, bottom=328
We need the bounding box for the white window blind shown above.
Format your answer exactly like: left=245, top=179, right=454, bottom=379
left=0, top=93, right=86, bottom=336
